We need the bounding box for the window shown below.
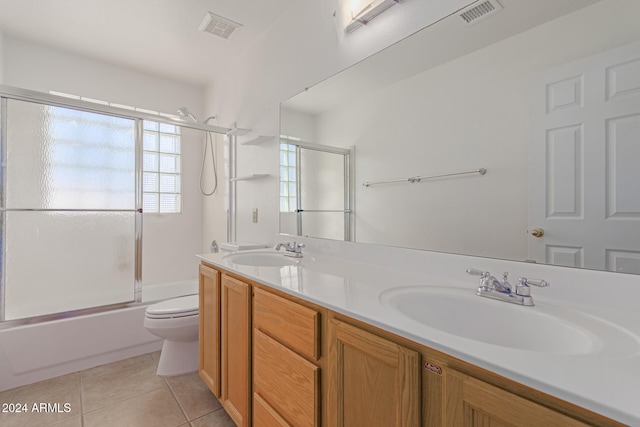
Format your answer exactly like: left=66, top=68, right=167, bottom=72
left=143, top=121, right=181, bottom=213
left=279, top=142, right=297, bottom=212
left=47, top=106, right=135, bottom=209
left=49, top=91, right=182, bottom=214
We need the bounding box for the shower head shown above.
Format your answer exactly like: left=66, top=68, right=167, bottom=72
left=177, top=107, right=198, bottom=123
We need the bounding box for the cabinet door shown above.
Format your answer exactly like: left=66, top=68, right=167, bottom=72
left=445, top=370, right=589, bottom=427
left=221, top=275, right=251, bottom=427
left=327, top=318, right=420, bottom=427
left=198, top=263, right=220, bottom=397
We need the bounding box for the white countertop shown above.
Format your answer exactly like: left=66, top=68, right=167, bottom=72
left=197, top=240, right=640, bottom=425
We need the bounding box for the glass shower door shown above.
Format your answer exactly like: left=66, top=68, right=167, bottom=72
left=1, top=98, right=139, bottom=320
left=297, top=146, right=351, bottom=241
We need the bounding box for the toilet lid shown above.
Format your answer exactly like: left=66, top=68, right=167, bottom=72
left=145, top=294, right=199, bottom=319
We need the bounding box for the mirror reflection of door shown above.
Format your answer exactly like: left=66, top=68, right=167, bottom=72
left=279, top=140, right=352, bottom=241
left=529, top=41, right=640, bottom=274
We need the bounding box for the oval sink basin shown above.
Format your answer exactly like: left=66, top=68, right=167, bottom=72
left=222, top=251, right=300, bottom=267
left=380, top=286, right=639, bottom=356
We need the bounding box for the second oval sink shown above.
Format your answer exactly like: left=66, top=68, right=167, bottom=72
left=380, top=286, right=639, bottom=356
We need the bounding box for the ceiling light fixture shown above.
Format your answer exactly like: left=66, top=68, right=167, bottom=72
left=345, top=0, right=400, bottom=34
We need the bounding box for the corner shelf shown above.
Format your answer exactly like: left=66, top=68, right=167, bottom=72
left=230, top=174, right=270, bottom=182
left=241, top=135, right=274, bottom=145
left=226, top=127, right=252, bottom=137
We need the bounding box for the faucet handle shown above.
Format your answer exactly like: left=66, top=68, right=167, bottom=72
left=466, top=268, right=489, bottom=278
left=502, top=271, right=510, bottom=284
left=517, top=277, right=549, bottom=297
left=501, top=272, right=512, bottom=292
left=524, top=278, right=550, bottom=287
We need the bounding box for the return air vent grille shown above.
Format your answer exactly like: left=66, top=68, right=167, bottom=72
left=198, top=12, right=243, bottom=40
left=459, top=0, right=502, bottom=25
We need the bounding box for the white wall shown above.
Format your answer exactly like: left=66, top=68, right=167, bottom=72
left=0, top=31, right=4, bottom=83
left=204, top=0, right=475, bottom=246
left=2, top=36, right=209, bottom=287
left=200, top=84, right=228, bottom=252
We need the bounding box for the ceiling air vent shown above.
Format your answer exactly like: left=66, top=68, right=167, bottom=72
left=458, top=0, right=503, bottom=25
left=198, top=12, right=243, bottom=40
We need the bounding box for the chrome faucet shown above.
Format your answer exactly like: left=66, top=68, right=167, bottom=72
left=466, top=269, right=549, bottom=306
left=275, top=241, right=305, bottom=258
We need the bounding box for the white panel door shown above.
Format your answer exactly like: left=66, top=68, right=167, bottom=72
left=529, top=41, right=640, bottom=274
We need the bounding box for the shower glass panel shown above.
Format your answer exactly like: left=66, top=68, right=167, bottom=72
left=296, top=146, right=351, bottom=240
left=1, top=98, right=138, bottom=320
left=297, top=211, right=347, bottom=241
left=299, top=148, right=345, bottom=211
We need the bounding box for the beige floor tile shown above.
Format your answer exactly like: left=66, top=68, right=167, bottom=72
left=150, top=350, right=162, bottom=367
left=81, top=362, right=166, bottom=413
left=81, top=353, right=155, bottom=381
left=83, top=387, right=187, bottom=427
left=47, top=415, right=83, bottom=426
left=190, top=408, right=236, bottom=427
left=165, top=372, right=222, bottom=421
left=0, top=373, right=81, bottom=427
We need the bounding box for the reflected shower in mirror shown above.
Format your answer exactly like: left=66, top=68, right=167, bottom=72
left=280, top=0, right=640, bottom=275
left=279, top=138, right=352, bottom=241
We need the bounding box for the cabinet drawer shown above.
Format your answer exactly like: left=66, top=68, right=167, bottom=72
left=253, top=393, right=292, bottom=427
left=253, top=329, right=319, bottom=427
left=253, top=287, right=320, bottom=360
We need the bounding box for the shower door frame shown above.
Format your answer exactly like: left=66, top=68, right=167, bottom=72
left=0, top=84, right=230, bottom=327
left=289, top=139, right=353, bottom=242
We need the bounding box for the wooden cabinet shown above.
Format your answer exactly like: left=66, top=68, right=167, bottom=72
left=198, top=264, right=220, bottom=397
left=198, top=262, right=619, bottom=427
left=220, top=274, right=251, bottom=427
left=444, top=369, right=590, bottom=427
left=253, top=287, right=321, bottom=427
left=326, top=317, right=421, bottom=427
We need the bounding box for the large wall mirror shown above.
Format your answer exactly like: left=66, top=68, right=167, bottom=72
left=280, top=0, right=640, bottom=275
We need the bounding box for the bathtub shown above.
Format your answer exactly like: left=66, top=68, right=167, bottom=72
left=0, top=280, right=197, bottom=392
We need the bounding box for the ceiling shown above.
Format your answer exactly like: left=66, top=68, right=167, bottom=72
left=0, top=0, right=296, bottom=86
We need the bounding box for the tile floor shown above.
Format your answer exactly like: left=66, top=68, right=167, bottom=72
left=0, top=351, right=235, bottom=427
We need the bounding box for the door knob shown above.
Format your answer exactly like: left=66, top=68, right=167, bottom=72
left=530, top=228, right=544, bottom=237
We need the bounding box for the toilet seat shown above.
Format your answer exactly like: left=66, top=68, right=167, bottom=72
left=145, top=294, right=199, bottom=319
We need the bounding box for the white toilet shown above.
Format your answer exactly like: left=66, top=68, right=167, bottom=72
left=144, top=294, right=199, bottom=376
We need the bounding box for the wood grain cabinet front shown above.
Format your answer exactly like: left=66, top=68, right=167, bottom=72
left=444, top=369, right=591, bottom=427
left=253, top=329, right=319, bottom=427
left=198, top=264, right=220, bottom=398
left=220, top=274, right=251, bottom=427
left=253, top=287, right=321, bottom=427
left=326, top=318, right=421, bottom=427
